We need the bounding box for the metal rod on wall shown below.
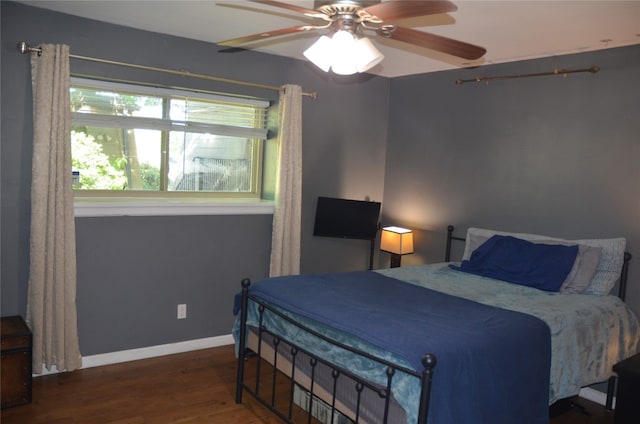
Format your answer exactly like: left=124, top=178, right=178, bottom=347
left=17, top=41, right=318, bottom=99
left=455, top=66, right=600, bottom=86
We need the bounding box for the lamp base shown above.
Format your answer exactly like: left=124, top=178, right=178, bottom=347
left=389, top=253, right=402, bottom=268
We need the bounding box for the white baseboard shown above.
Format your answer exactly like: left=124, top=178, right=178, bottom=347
left=579, top=387, right=614, bottom=408
left=35, top=334, right=234, bottom=376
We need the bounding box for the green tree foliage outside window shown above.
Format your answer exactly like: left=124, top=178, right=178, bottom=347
left=71, top=131, right=127, bottom=190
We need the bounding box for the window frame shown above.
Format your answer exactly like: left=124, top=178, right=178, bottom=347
left=69, top=78, right=274, bottom=216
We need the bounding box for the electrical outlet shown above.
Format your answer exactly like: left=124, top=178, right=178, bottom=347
left=177, top=304, right=187, bottom=319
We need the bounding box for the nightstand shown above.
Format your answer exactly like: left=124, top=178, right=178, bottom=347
left=612, top=352, right=640, bottom=424
left=1, top=316, right=32, bottom=409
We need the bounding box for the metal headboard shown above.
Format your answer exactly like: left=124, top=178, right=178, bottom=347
left=444, top=225, right=632, bottom=301
left=444, top=225, right=466, bottom=263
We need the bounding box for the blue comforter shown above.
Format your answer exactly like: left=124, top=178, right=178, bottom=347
left=246, top=270, right=551, bottom=424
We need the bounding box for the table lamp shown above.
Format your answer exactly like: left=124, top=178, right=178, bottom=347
left=380, top=226, right=414, bottom=268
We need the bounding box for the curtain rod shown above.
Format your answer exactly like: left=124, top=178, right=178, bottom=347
left=17, top=41, right=318, bottom=99
left=455, top=66, right=600, bottom=86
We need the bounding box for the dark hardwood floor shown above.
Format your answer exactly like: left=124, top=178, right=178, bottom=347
left=1, top=345, right=614, bottom=423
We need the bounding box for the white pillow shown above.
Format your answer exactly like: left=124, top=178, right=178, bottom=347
left=463, top=227, right=626, bottom=296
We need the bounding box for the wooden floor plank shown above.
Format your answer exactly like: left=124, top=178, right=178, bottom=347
left=1, top=345, right=614, bottom=423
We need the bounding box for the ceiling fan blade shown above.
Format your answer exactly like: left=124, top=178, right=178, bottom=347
left=364, top=0, right=457, bottom=22
left=378, top=26, right=486, bottom=60
left=217, top=25, right=316, bottom=46
left=248, top=0, right=327, bottom=19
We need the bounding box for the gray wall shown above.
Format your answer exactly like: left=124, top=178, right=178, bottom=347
left=1, top=1, right=389, bottom=355
left=2, top=0, right=638, bottom=361
left=384, top=45, right=640, bottom=319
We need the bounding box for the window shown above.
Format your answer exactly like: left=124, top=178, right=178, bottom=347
left=70, top=78, right=269, bottom=200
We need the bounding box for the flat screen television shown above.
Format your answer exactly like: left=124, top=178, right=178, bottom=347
left=313, top=196, right=381, bottom=240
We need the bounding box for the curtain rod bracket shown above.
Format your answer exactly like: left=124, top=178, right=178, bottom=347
left=17, top=41, right=42, bottom=56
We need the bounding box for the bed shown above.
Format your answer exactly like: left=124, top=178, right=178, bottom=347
left=233, top=225, right=640, bottom=424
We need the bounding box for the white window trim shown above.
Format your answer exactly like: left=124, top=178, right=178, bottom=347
left=74, top=198, right=274, bottom=217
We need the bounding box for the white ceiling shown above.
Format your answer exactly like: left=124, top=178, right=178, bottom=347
left=16, top=0, right=640, bottom=77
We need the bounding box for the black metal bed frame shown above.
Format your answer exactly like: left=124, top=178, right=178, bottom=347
left=235, top=276, right=436, bottom=424
left=235, top=225, right=632, bottom=423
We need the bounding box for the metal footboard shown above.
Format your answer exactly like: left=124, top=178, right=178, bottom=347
left=235, top=278, right=437, bottom=424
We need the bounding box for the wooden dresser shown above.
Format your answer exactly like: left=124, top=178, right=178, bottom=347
left=1, top=316, right=32, bottom=409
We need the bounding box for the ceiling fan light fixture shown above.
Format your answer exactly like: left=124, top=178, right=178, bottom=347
left=354, top=36, right=384, bottom=72
left=330, top=30, right=358, bottom=75
left=330, top=60, right=358, bottom=75
left=304, top=29, right=384, bottom=75
left=303, top=35, right=333, bottom=72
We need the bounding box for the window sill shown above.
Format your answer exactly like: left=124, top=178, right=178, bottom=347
left=74, top=198, right=275, bottom=217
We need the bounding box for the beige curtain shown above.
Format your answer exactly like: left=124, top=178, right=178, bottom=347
left=269, top=84, right=303, bottom=277
left=27, top=44, right=82, bottom=374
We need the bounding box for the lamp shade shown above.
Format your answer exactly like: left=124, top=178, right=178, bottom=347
left=354, top=37, right=384, bottom=72
left=303, top=35, right=333, bottom=72
left=380, top=226, right=414, bottom=255
left=330, top=30, right=358, bottom=75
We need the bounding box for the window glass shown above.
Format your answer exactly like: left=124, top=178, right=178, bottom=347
left=168, top=133, right=254, bottom=192
left=70, top=79, right=268, bottom=197
left=71, top=126, right=162, bottom=190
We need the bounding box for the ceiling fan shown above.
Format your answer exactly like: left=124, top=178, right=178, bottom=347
left=217, top=0, right=486, bottom=75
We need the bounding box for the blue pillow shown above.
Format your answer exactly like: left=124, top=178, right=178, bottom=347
left=450, top=235, right=578, bottom=292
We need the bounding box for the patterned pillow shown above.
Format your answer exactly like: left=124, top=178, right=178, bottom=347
left=463, top=227, right=626, bottom=295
